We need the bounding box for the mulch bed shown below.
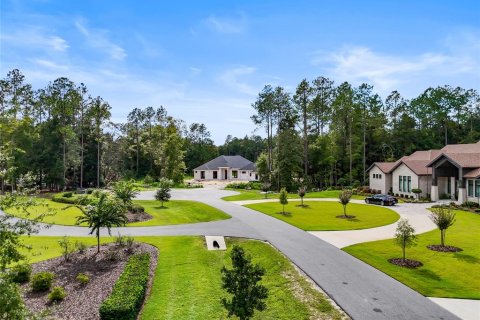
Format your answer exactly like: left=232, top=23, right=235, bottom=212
left=335, top=215, right=356, bottom=219
left=388, top=258, right=423, bottom=268
left=427, top=245, right=463, bottom=252
left=126, top=211, right=152, bottom=223
left=21, top=242, right=158, bottom=320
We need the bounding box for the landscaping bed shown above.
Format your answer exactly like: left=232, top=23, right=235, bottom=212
left=20, top=242, right=158, bottom=320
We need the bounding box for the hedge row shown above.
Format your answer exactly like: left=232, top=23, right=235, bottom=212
left=99, top=253, right=151, bottom=320
left=51, top=194, right=97, bottom=206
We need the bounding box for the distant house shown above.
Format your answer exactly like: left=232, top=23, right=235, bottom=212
left=367, top=141, right=480, bottom=202
left=193, top=155, right=258, bottom=181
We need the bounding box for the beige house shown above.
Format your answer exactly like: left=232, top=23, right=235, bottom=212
left=368, top=141, right=480, bottom=203
left=194, top=155, right=258, bottom=181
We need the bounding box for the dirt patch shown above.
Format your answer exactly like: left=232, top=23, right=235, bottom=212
left=388, top=258, right=423, bottom=269
left=427, top=245, right=463, bottom=252
left=126, top=211, right=152, bottom=223
left=335, top=215, right=356, bottom=219
left=21, top=242, right=158, bottom=320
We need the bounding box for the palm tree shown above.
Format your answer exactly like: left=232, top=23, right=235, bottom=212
left=76, top=193, right=127, bottom=253
left=112, top=179, right=139, bottom=208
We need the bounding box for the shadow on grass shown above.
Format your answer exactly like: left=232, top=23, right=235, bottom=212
left=276, top=212, right=292, bottom=217
left=415, top=268, right=442, bottom=281
left=453, top=252, right=480, bottom=264
left=153, top=206, right=169, bottom=210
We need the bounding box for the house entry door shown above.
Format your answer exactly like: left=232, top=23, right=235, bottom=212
left=224, top=169, right=228, bottom=180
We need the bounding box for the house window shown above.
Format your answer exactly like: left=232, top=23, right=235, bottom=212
left=407, top=176, right=411, bottom=192
left=399, top=176, right=403, bottom=192
left=232, top=170, right=238, bottom=179
left=379, top=174, right=382, bottom=179
left=403, top=176, right=408, bottom=192
left=476, top=180, right=480, bottom=197
left=200, top=171, right=205, bottom=179
left=213, top=171, right=218, bottom=179
left=468, top=180, right=473, bottom=197
left=242, top=171, right=246, bottom=174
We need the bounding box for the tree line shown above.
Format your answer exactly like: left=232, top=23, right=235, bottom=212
left=251, top=78, right=479, bottom=191
left=1, top=69, right=478, bottom=192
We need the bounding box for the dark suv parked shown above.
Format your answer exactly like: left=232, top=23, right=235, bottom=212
left=365, top=194, right=398, bottom=206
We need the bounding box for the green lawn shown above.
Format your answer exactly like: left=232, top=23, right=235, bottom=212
left=343, top=210, right=480, bottom=298
left=5, top=199, right=230, bottom=227
left=18, top=236, right=343, bottom=319
left=129, top=200, right=230, bottom=226
left=245, top=201, right=399, bottom=230
left=4, top=198, right=86, bottom=226
left=222, top=189, right=365, bottom=201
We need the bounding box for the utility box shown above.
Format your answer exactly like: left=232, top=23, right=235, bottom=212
left=205, top=236, right=226, bottom=251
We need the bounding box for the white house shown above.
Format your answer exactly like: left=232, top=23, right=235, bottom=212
left=367, top=141, right=480, bottom=203
left=194, top=155, right=258, bottom=181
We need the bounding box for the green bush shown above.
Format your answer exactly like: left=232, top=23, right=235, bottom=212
left=48, top=286, right=67, bottom=302
left=51, top=194, right=77, bottom=204
left=62, top=191, right=73, bottom=198
left=75, top=241, right=88, bottom=253
left=31, top=271, right=55, bottom=292
left=10, top=263, right=32, bottom=283
left=76, top=273, right=90, bottom=286
left=462, top=201, right=479, bottom=209
left=99, top=253, right=150, bottom=320
left=226, top=182, right=262, bottom=190
left=129, top=203, right=145, bottom=214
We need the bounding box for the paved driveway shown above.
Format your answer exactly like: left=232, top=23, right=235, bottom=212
left=6, top=189, right=459, bottom=320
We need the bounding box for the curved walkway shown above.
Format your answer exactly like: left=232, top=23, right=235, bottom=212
left=233, top=198, right=437, bottom=248
left=2, top=189, right=460, bottom=320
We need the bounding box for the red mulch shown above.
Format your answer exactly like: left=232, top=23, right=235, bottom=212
left=21, top=242, right=158, bottom=320
left=388, top=258, right=423, bottom=268
left=427, top=245, right=463, bottom=252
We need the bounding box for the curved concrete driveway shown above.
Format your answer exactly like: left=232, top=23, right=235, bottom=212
left=233, top=198, right=437, bottom=248
left=7, top=189, right=458, bottom=320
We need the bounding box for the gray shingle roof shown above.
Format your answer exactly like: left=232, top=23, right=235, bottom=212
left=194, top=155, right=256, bottom=171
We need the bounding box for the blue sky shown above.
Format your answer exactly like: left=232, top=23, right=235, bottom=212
left=1, top=0, right=479, bottom=144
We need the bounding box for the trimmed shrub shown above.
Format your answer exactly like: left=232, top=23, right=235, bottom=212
left=48, top=286, right=67, bottom=302
left=10, top=263, right=32, bottom=283
left=76, top=273, right=90, bottom=286
left=31, top=271, right=55, bottom=292
left=99, top=253, right=150, bottom=320
left=129, top=203, right=145, bottom=214
left=462, top=201, right=479, bottom=209
left=51, top=194, right=77, bottom=204
left=62, top=191, right=73, bottom=198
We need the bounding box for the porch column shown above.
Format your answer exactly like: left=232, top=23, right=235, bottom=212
left=431, top=168, right=439, bottom=201
left=458, top=168, right=467, bottom=204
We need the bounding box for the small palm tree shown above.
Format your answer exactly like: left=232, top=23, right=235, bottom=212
left=279, top=188, right=288, bottom=215
left=430, top=206, right=456, bottom=247
left=76, top=193, right=127, bottom=253
left=338, top=190, right=352, bottom=218
left=112, top=179, right=139, bottom=208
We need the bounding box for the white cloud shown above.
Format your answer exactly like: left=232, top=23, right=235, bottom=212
left=74, top=18, right=127, bottom=61
left=312, top=32, right=480, bottom=95
left=189, top=67, right=202, bottom=76
left=203, top=12, right=247, bottom=34
left=0, top=27, right=69, bottom=52
left=218, top=66, right=257, bottom=95
left=32, top=59, right=69, bottom=70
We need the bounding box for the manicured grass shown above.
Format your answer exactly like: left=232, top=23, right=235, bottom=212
left=222, top=189, right=365, bottom=201
left=244, top=201, right=399, bottom=230
left=130, top=200, right=230, bottom=226
left=6, top=199, right=230, bottom=227
left=18, top=236, right=113, bottom=264
left=343, top=210, right=480, bottom=298
left=139, top=236, right=343, bottom=320
left=19, top=236, right=343, bottom=319
left=4, top=198, right=86, bottom=226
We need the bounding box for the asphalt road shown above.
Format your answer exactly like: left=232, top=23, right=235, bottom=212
left=14, top=188, right=459, bottom=320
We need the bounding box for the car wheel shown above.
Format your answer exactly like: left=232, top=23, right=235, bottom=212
left=366, top=199, right=370, bottom=204
left=381, top=200, right=385, bottom=206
